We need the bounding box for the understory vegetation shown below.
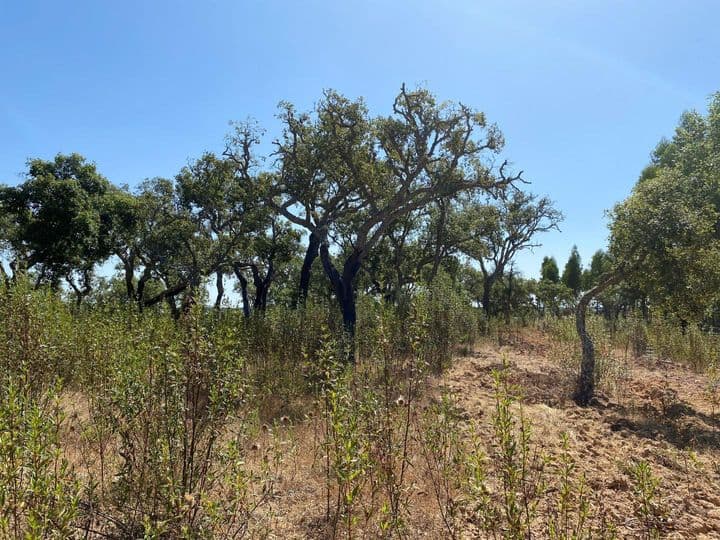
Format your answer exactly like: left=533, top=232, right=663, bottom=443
left=2, top=279, right=718, bottom=538
left=2, top=87, right=720, bottom=537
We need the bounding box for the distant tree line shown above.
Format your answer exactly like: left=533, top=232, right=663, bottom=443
left=2, top=86, right=718, bottom=405
left=574, top=92, right=720, bottom=404
left=0, top=86, right=563, bottom=337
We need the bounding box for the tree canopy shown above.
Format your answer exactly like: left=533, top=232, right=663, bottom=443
left=575, top=92, right=720, bottom=404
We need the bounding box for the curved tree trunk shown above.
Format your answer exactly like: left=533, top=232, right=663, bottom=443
left=214, top=269, right=224, bottom=310
left=319, top=242, right=362, bottom=356
left=574, top=271, right=623, bottom=406
left=143, top=281, right=188, bottom=309
left=233, top=264, right=251, bottom=318
left=297, top=230, right=320, bottom=306
left=482, top=275, right=496, bottom=317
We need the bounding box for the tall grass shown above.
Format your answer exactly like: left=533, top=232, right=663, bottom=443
left=0, top=277, right=478, bottom=537
left=2, top=278, right=686, bottom=538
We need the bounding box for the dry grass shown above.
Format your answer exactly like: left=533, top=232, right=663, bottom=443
left=48, top=327, right=720, bottom=538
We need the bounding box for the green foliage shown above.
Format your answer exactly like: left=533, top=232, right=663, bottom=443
left=633, top=316, right=719, bottom=371
left=0, top=154, right=119, bottom=300
left=582, top=250, right=611, bottom=290
left=488, top=359, right=544, bottom=539
left=0, top=275, right=484, bottom=537
left=419, top=392, right=467, bottom=537
left=0, top=381, right=80, bottom=539
left=628, top=461, right=666, bottom=539
left=609, top=93, right=720, bottom=322
left=413, top=274, right=480, bottom=371
left=536, top=280, right=575, bottom=316
left=100, top=308, right=251, bottom=536
left=546, top=434, right=591, bottom=540
left=541, top=256, right=560, bottom=283
left=562, top=246, right=583, bottom=295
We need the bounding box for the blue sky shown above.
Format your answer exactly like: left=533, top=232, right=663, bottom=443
left=1, top=0, right=719, bottom=278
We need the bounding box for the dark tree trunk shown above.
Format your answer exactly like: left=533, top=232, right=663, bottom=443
left=66, top=269, right=92, bottom=307
left=250, top=263, right=274, bottom=311
left=574, top=271, right=623, bottom=406
left=504, top=269, right=514, bottom=324
left=0, top=263, right=9, bottom=288
left=135, top=268, right=151, bottom=312
left=482, top=274, right=496, bottom=317
left=214, top=270, right=224, bottom=310
left=34, top=265, right=48, bottom=289
left=319, top=242, right=362, bottom=347
left=118, top=253, right=135, bottom=300
left=233, top=264, right=251, bottom=318
left=166, top=295, right=180, bottom=320
left=143, top=281, right=188, bottom=308
left=297, top=230, right=320, bottom=306
left=430, top=198, right=448, bottom=282
left=640, top=297, right=650, bottom=322
left=124, top=264, right=135, bottom=299
left=68, top=283, right=84, bottom=306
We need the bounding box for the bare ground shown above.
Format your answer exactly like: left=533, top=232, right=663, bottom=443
left=264, top=334, right=720, bottom=538
left=438, top=333, right=720, bottom=539
left=62, top=331, right=720, bottom=538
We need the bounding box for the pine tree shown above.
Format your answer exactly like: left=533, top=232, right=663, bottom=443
left=540, top=256, right=560, bottom=283
left=562, top=246, right=583, bottom=295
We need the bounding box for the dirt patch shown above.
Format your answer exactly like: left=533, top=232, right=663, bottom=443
left=59, top=336, right=720, bottom=538
left=439, top=341, right=720, bottom=539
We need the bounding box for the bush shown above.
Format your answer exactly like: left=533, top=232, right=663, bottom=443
left=0, top=380, right=80, bottom=539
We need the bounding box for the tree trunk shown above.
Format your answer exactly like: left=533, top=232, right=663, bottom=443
left=233, top=264, right=251, bottom=318
left=166, top=295, right=180, bottom=320
left=482, top=275, right=496, bottom=317
left=214, top=270, right=224, bottom=310
left=297, top=229, right=320, bottom=306
left=252, top=269, right=264, bottom=310
left=117, top=253, right=135, bottom=300
left=143, top=281, right=188, bottom=308
left=319, top=242, right=362, bottom=349
left=430, top=198, right=448, bottom=281
left=135, top=268, right=151, bottom=312
left=504, top=269, right=514, bottom=324
left=66, top=270, right=92, bottom=307
left=574, top=271, right=623, bottom=406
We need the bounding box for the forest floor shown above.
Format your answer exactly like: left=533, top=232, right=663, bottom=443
left=61, top=329, right=720, bottom=538
left=250, top=330, right=720, bottom=539
left=439, top=332, right=720, bottom=539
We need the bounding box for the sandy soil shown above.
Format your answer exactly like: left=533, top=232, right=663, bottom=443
left=265, top=333, right=720, bottom=538
left=62, top=330, right=720, bottom=538
left=437, top=334, right=720, bottom=539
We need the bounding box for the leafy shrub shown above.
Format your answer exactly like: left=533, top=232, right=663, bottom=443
left=0, top=380, right=80, bottom=539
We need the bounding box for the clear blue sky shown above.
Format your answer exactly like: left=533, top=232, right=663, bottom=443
left=2, top=0, right=719, bottom=278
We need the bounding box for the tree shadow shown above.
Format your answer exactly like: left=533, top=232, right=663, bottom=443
left=607, top=400, right=720, bottom=450
left=508, top=367, right=572, bottom=407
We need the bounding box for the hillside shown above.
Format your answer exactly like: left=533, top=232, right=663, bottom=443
left=56, top=327, right=719, bottom=539
left=254, top=335, right=720, bottom=538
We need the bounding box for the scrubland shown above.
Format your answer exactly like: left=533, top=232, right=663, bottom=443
left=1, top=282, right=719, bottom=539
